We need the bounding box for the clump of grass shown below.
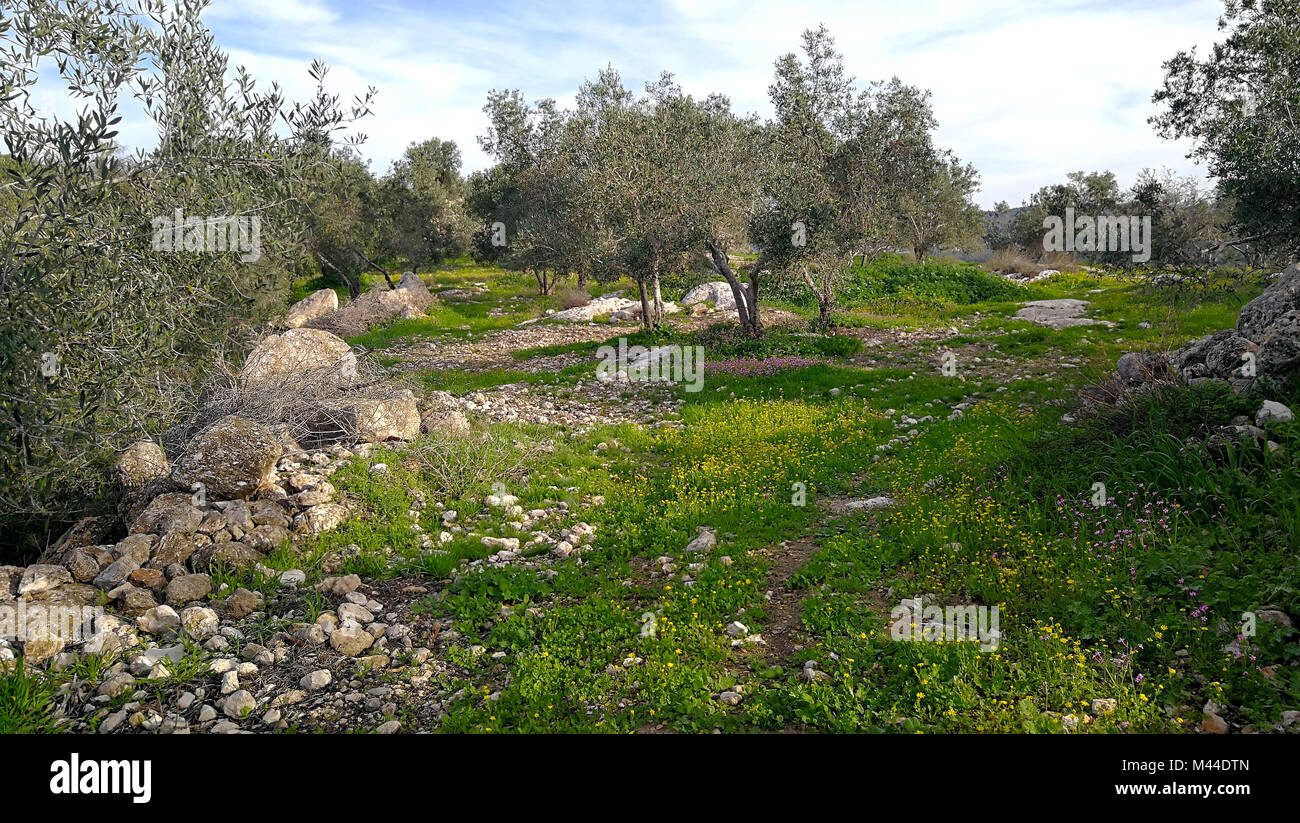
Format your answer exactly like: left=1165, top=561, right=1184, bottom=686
left=556, top=286, right=590, bottom=309
left=987, top=247, right=1043, bottom=276
left=0, top=661, right=63, bottom=733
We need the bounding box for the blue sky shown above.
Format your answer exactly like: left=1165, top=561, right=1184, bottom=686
left=78, top=0, right=1228, bottom=207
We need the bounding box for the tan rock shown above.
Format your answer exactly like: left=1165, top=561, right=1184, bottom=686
left=284, top=288, right=339, bottom=329
left=293, top=503, right=348, bottom=535
left=115, top=440, right=169, bottom=490
left=238, top=328, right=357, bottom=387
left=170, top=416, right=283, bottom=500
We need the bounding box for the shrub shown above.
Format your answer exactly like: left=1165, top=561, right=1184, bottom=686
left=406, top=430, right=538, bottom=500
left=987, top=247, right=1043, bottom=276
left=556, top=286, right=591, bottom=309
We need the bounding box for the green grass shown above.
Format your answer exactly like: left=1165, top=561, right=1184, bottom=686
left=13, top=258, right=1294, bottom=735
left=0, top=659, right=64, bottom=733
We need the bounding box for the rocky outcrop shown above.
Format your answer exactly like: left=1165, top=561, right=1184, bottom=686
left=1237, top=263, right=1300, bottom=342
left=1255, top=309, right=1300, bottom=385
left=1015, top=299, right=1113, bottom=329
left=1166, top=329, right=1257, bottom=383
left=1102, top=263, right=1300, bottom=421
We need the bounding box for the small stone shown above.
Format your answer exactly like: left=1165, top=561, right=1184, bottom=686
left=319, top=574, right=361, bottom=596
left=330, top=623, right=375, bottom=656
left=300, top=669, right=332, bottom=691
left=220, top=670, right=240, bottom=694
left=225, top=587, right=264, bottom=618
left=98, top=673, right=136, bottom=698
left=223, top=690, right=256, bottom=719
left=179, top=606, right=219, bottom=639
left=1090, top=698, right=1117, bottom=715
left=279, top=569, right=306, bottom=588
left=138, top=605, right=180, bottom=635
left=165, top=573, right=211, bottom=605
left=1202, top=713, right=1229, bottom=734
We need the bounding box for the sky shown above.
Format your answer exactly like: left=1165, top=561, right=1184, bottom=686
left=49, top=0, right=1228, bottom=208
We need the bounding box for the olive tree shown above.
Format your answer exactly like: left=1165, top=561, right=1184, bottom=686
left=0, top=0, right=372, bottom=556
left=754, top=27, right=981, bottom=326
left=1152, top=0, right=1300, bottom=258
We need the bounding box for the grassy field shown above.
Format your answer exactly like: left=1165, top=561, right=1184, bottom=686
left=6, top=257, right=1295, bottom=734
left=301, top=258, right=1299, bottom=732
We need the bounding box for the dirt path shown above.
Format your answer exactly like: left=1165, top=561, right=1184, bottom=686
left=757, top=534, right=821, bottom=663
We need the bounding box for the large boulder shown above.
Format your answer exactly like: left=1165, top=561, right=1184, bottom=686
left=114, top=440, right=169, bottom=490
left=237, top=328, right=358, bottom=388
left=284, top=288, right=339, bottom=329
left=1167, top=329, right=1258, bottom=381
left=128, top=493, right=194, bottom=535
left=1116, top=351, right=1172, bottom=386
left=1256, top=309, right=1300, bottom=387
left=345, top=391, right=421, bottom=442
left=1237, top=263, right=1300, bottom=342
left=305, top=389, right=423, bottom=444
left=395, top=272, right=434, bottom=307
left=682, top=281, right=748, bottom=312
left=170, top=416, right=283, bottom=500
